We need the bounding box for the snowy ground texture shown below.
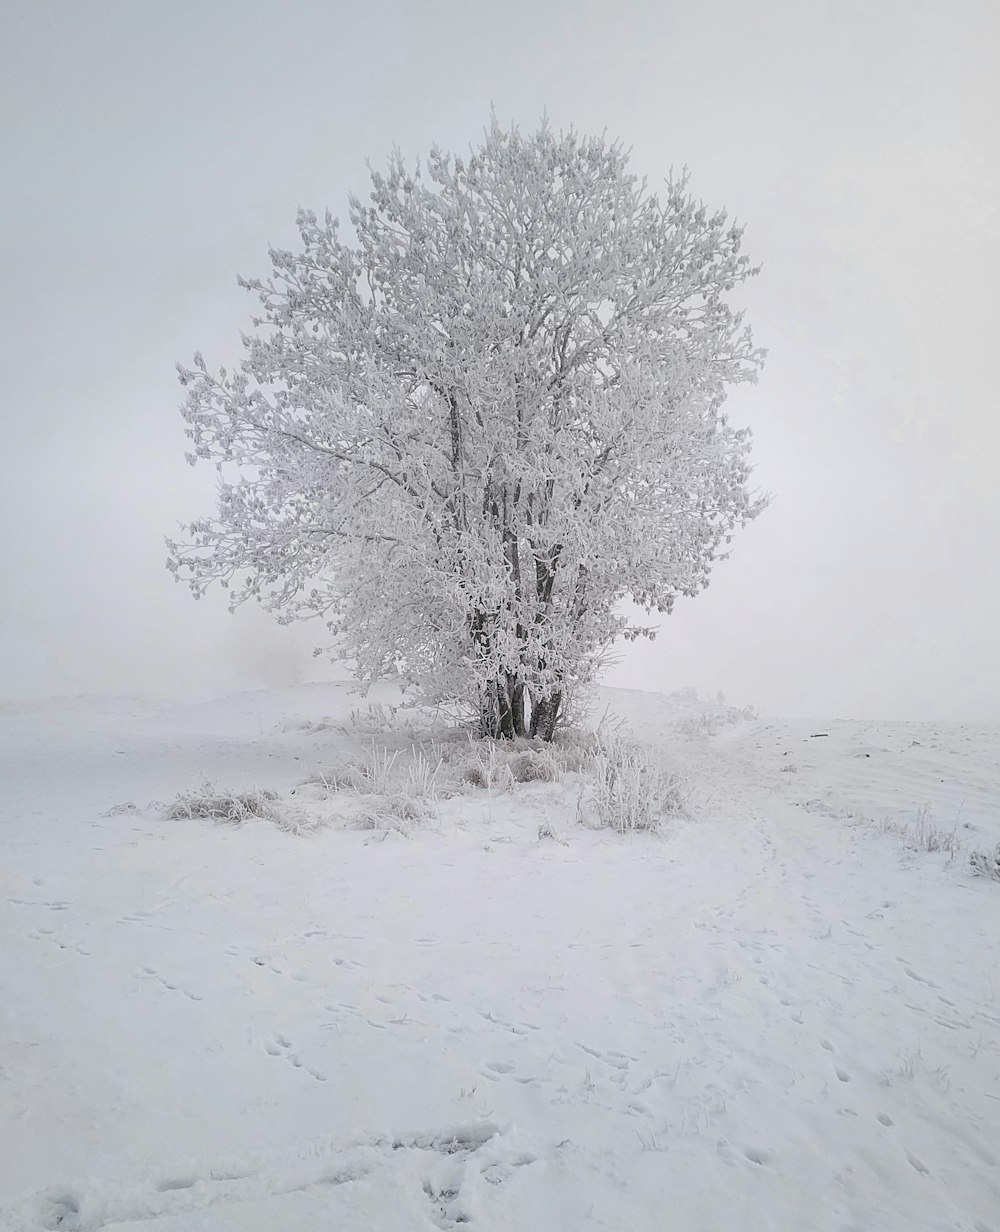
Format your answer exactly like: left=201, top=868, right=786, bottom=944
left=2, top=682, right=999, bottom=1232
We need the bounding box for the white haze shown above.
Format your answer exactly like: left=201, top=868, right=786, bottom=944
left=1, top=0, right=997, bottom=719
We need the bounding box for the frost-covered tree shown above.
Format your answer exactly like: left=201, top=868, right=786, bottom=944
left=168, top=117, right=767, bottom=740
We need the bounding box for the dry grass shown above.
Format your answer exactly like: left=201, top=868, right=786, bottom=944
left=676, top=701, right=759, bottom=737
left=352, top=792, right=433, bottom=833
left=164, top=782, right=320, bottom=834
left=968, top=843, right=1000, bottom=880
left=165, top=783, right=280, bottom=824
left=846, top=805, right=962, bottom=857
left=584, top=732, right=687, bottom=834
left=303, top=741, right=400, bottom=797
left=457, top=729, right=599, bottom=791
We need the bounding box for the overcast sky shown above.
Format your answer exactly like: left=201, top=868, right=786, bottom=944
left=2, top=0, right=997, bottom=719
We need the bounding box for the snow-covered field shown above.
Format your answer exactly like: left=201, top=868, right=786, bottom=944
left=2, top=682, right=999, bottom=1231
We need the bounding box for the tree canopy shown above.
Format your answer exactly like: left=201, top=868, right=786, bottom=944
left=168, top=117, right=768, bottom=739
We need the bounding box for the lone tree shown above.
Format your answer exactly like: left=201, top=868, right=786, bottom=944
left=169, top=118, right=767, bottom=740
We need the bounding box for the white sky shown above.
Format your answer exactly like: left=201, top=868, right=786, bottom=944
left=2, top=0, right=997, bottom=719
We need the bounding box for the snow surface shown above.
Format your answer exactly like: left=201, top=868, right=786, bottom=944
left=2, top=682, right=999, bottom=1231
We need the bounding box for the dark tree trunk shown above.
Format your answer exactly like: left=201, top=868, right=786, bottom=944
left=479, top=674, right=527, bottom=740
left=509, top=677, right=527, bottom=738
left=529, top=691, right=563, bottom=742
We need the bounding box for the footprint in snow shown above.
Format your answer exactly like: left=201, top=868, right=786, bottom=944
left=156, top=1177, right=197, bottom=1193
left=139, top=967, right=201, bottom=1000
left=38, top=1190, right=81, bottom=1230
left=902, top=966, right=939, bottom=988
left=264, top=1035, right=326, bottom=1082
left=716, top=1139, right=773, bottom=1169
left=577, top=1043, right=630, bottom=1070
left=29, top=930, right=90, bottom=956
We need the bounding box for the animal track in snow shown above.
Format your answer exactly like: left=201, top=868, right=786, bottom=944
left=577, top=1042, right=630, bottom=1070
left=139, top=967, right=202, bottom=1000
left=481, top=1153, right=536, bottom=1185
left=264, top=1034, right=327, bottom=1081
left=902, top=966, right=938, bottom=988
left=28, top=928, right=90, bottom=956
left=716, top=1138, right=775, bottom=1170
left=22, top=1144, right=375, bottom=1230
left=906, top=1151, right=930, bottom=1174
left=476, top=1009, right=535, bottom=1036
left=413, top=1123, right=533, bottom=1227
left=38, top=1189, right=80, bottom=1230
left=156, top=1176, right=197, bottom=1192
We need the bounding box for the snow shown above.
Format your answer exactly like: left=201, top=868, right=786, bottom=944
left=2, top=682, right=999, bottom=1231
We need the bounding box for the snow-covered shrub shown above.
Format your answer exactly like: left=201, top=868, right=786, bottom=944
left=550, top=727, right=599, bottom=773
left=910, top=805, right=961, bottom=855
left=462, top=740, right=515, bottom=792
left=969, top=843, right=1000, bottom=880
left=302, top=765, right=364, bottom=796
left=362, top=741, right=399, bottom=794
left=675, top=693, right=758, bottom=736
left=165, top=781, right=320, bottom=834
left=166, top=783, right=279, bottom=825
left=585, top=734, right=686, bottom=833
left=846, top=806, right=963, bottom=859
left=338, top=700, right=424, bottom=738
left=507, top=748, right=561, bottom=784
left=303, top=742, right=399, bottom=798
left=353, top=792, right=432, bottom=833
left=405, top=749, right=443, bottom=799
left=457, top=736, right=564, bottom=790
left=103, top=801, right=142, bottom=817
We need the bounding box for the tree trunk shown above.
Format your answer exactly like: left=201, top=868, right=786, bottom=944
left=529, top=691, right=563, bottom=742
left=479, top=674, right=526, bottom=740
left=509, top=677, right=527, bottom=738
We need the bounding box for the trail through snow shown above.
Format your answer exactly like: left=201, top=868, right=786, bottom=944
left=1, top=684, right=998, bottom=1230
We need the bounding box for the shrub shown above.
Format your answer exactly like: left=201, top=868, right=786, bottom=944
left=303, top=741, right=399, bottom=797
left=969, top=843, right=1000, bottom=880
left=353, top=792, right=432, bottom=832
left=675, top=695, right=758, bottom=737
left=507, top=748, right=560, bottom=784
left=846, top=805, right=962, bottom=857
left=550, top=727, right=599, bottom=773
left=405, top=749, right=443, bottom=799
left=585, top=733, right=686, bottom=833
left=461, top=739, right=515, bottom=792
left=910, top=805, right=961, bottom=856
left=457, top=736, right=567, bottom=790
left=166, top=783, right=279, bottom=824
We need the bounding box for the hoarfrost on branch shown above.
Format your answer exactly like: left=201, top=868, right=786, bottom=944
left=168, top=117, right=768, bottom=739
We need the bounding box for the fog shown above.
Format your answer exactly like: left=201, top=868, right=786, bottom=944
left=2, top=0, right=997, bottom=719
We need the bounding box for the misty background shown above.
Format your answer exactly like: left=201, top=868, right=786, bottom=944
left=2, top=0, right=997, bottom=720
